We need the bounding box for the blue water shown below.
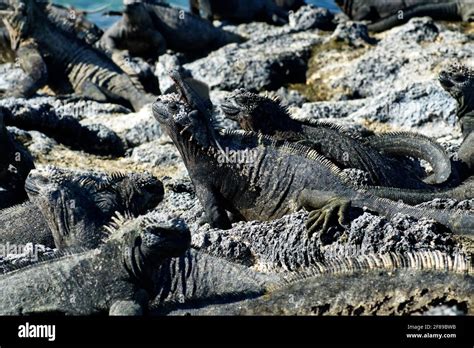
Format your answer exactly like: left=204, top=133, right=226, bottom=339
left=54, top=0, right=339, bottom=28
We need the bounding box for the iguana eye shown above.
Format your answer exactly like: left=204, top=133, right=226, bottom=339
left=453, top=75, right=466, bottom=83
left=169, top=102, right=178, bottom=111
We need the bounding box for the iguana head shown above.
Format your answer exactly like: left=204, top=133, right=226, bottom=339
left=26, top=166, right=164, bottom=216
left=46, top=3, right=104, bottom=45
left=105, top=212, right=191, bottom=273
left=94, top=171, right=165, bottom=216
left=221, top=89, right=291, bottom=134
left=123, top=0, right=155, bottom=28
left=153, top=93, right=215, bottom=152
left=1, top=0, right=38, bottom=50
left=24, top=166, right=164, bottom=249
left=439, top=63, right=474, bottom=118
left=24, top=166, right=105, bottom=249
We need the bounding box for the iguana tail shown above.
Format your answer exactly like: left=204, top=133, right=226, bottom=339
left=352, top=192, right=473, bottom=237
left=365, top=177, right=474, bottom=205
left=366, top=132, right=452, bottom=184
left=367, top=2, right=460, bottom=32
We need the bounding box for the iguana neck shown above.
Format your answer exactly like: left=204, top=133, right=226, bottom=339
left=457, top=95, right=474, bottom=119
left=247, top=100, right=302, bottom=135
left=124, top=6, right=151, bottom=29
left=153, top=250, right=269, bottom=308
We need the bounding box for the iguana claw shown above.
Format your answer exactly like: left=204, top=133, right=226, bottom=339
left=305, top=197, right=351, bottom=239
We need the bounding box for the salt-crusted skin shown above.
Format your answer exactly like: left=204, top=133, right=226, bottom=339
left=168, top=251, right=474, bottom=315
left=0, top=167, right=164, bottom=250
left=151, top=249, right=280, bottom=314
left=152, top=72, right=474, bottom=238
left=439, top=63, right=474, bottom=174
left=0, top=2, right=103, bottom=63
left=222, top=90, right=452, bottom=187
left=334, top=0, right=474, bottom=32
left=1, top=0, right=155, bottom=112
left=100, top=0, right=243, bottom=58
left=0, top=104, right=125, bottom=156
left=0, top=213, right=191, bottom=315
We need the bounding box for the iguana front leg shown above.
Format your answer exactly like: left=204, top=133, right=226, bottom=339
left=4, top=41, right=47, bottom=98
left=195, top=184, right=232, bottom=230
left=458, top=132, right=473, bottom=171
left=297, top=189, right=351, bottom=239
left=109, top=289, right=149, bottom=316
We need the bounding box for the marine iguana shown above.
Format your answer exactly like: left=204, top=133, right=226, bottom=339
left=167, top=251, right=473, bottom=315
left=0, top=104, right=125, bottom=156
left=439, top=62, right=474, bottom=173
left=100, top=0, right=243, bottom=59
left=0, top=212, right=191, bottom=315
left=0, top=108, right=35, bottom=208
left=334, top=0, right=474, bottom=32
left=369, top=1, right=474, bottom=32
left=152, top=83, right=473, bottom=238
left=335, top=0, right=444, bottom=22
left=98, top=0, right=166, bottom=62
left=221, top=90, right=452, bottom=187
left=0, top=2, right=104, bottom=63
left=44, top=2, right=105, bottom=46
left=0, top=167, right=164, bottom=249
left=150, top=248, right=280, bottom=314
left=189, top=0, right=290, bottom=25
left=0, top=0, right=155, bottom=112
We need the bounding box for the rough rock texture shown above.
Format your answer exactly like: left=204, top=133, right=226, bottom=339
left=155, top=53, right=186, bottom=94
left=191, top=209, right=462, bottom=272
left=0, top=5, right=472, bottom=316
left=184, top=29, right=324, bottom=92
left=0, top=64, right=28, bottom=91
left=299, top=17, right=474, bottom=138
left=289, top=5, right=334, bottom=31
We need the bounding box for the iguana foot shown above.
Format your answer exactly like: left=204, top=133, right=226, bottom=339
left=305, top=197, right=351, bottom=240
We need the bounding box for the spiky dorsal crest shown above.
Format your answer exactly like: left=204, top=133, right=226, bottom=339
left=102, top=210, right=135, bottom=240
left=0, top=201, right=33, bottom=216
left=278, top=251, right=472, bottom=287
left=220, top=129, right=349, bottom=182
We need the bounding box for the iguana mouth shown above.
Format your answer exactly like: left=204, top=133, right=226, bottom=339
left=438, top=73, right=454, bottom=89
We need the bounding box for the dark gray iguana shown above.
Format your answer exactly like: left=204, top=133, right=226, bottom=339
left=100, top=0, right=243, bottom=59
left=152, top=83, right=473, bottom=238
left=189, top=0, right=290, bottom=25
left=150, top=248, right=281, bottom=314
left=0, top=212, right=191, bottom=315
left=0, top=107, right=35, bottom=208
left=0, top=166, right=164, bottom=249
left=221, top=90, right=453, bottom=187
left=334, top=0, right=474, bottom=32
left=98, top=0, right=167, bottom=62
left=0, top=104, right=126, bottom=156
left=1, top=0, right=155, bottom=112
left=0, top=2, right=104, bottom=63
left=167, top=251, right=473, bottom=315
left=439, top=62, right=474, bottom=174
